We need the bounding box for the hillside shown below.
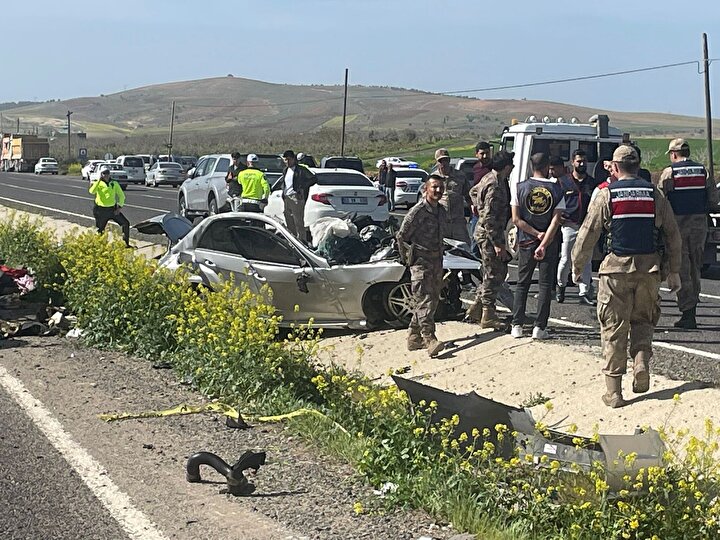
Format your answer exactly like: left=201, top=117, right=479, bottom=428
left=1, top=76, right=716, bottom=139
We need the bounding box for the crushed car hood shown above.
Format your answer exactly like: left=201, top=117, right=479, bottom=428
left=133, top=213, right=194, bottom=244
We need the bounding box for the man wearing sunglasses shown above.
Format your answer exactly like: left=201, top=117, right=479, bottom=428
left=89, top=165, right=132, bottom=247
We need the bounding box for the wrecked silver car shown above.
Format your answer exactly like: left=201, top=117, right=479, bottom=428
left=135, top=213, right=482, bottom=329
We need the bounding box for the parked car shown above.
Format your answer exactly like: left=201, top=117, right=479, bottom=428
left=321, top=156, right=364, bottom=174
left=81, top=159, right=104, bottom=180
left=136, top=212, right=480, bottom=329
left=178, top=156, right=198, bottom=173
left=376, top=156, right=418, bottom=169
left=178, top=153, right=232, bottom=218
left=89, top=162, right=129, bottom=189
left=115, top=155, right=147, bottom=184
left=145, top=161, right=184, bottom=187
left=34, top=157, right=58, bottom=175
left=136, top=154, right=156, bottom=171
left=238, top=153, right=284, bottom=186
left=392, top=167, right=428, bottom=208
left=264, top=168, right=389, bottom=227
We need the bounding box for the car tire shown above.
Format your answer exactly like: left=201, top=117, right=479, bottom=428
left=208, top=196, right=219, bottom=216
left=179, top=195, right=190, bottom=219
left=383, top=278, right=413, bottom=325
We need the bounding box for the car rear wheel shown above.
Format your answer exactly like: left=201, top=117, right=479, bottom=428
left=179, top=195, right=190, bottom=219
left=208, top=196, right=218, bottom=216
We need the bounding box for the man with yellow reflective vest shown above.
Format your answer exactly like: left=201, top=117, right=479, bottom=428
left=88, top=165, right=131, bottom=247
left=231, top=154, right=271, bottom=212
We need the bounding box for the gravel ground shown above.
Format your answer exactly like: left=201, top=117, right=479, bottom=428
left=0, top=334, right=455, bottom=540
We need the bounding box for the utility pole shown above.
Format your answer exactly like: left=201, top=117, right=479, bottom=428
left=340, top=68, right=349, bottom=157
left=16, top=118, right=20, bottom=134
left=167, top=100, right=175, bottom=158
left=66, top=110, right=73, bottom=161
left=702, top=33, right=714, bottom=181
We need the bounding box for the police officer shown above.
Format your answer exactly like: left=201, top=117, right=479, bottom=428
left=465, top=151, right=514, bottom=329
left=657, top=138, right=719, bottom=329
left=572, top=145, right=682, bottom=408
left=233, top=154, right=270, bottom=212
left=510, top=153, right=566, bottom=340
left=89, top=165, right=132, bottom=247
left=435, top=148, right=471, bottom=244
left=397, top=174, right=447, bottom=357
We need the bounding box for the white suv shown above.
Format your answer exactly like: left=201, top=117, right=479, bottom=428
left=115, top=155, right=146, bottom=184
left=178, top=154, right=232, bottom=218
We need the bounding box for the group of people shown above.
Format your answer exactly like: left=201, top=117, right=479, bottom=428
left=397, top=139, right=718, bottom=408
left=376, top=160, right=397, bottom=211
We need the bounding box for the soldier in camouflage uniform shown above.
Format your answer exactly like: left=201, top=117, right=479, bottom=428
left=397, top=174, right=448, bottom=357
left=464, top=151, right=515, bottom=329
left=435, top=148, right=471, bottom=244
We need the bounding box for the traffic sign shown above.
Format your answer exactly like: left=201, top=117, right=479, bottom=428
left=78, top=148, right=87, bottom=159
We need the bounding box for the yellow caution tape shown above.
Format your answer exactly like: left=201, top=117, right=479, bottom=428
left=99, top=403, right=349, bottom=435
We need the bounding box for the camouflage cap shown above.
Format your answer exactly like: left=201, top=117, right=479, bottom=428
left=434, top=148, right=450, bottom=161
left=666, top=137, right=689, bottom=154
left=612, top=145, right=639, bottom=163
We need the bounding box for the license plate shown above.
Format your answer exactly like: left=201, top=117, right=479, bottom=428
left=341, top=197, right=367, bottom=205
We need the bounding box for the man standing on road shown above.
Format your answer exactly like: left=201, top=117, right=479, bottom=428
left=397, top=174, right=448, bottom=357
left=556, top=149, right=596, bottom=306
left=386, top=163, right=397, bottom=211
left=469, top=141, right=493, bottom=249
left=656, top=138, right=719, bottom=329
left=435, top=148, right=471, bottom=244
left=89, top=165, right=132, bottom=248
left=572, top=145, right=682, bottom=408
left=233, top=154, right=270, bottom=212
left=281, top=150, right=317, bottom=241
left=226, top=151, right=246, bottom=203
left=464, top=151, right=514, bottom=329
left=510, top=153, right=565, bottom=340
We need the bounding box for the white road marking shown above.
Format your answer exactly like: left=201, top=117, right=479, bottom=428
left=0, top=196, right=94, bottom=220
left=0, top=365, right=167, bottom=540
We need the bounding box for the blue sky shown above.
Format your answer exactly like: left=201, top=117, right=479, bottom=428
left=5, top=0, right=720, bottom=117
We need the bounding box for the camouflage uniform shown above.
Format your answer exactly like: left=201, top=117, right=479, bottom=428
left=657, top=164, right=719, bottom=313
left=396, top=199, right=447, bottom=342
left=572, top=179, right=681, bottom=395
left=438, top=169, right=471, bottom=244
left=465, top=170, right=511, bottom=321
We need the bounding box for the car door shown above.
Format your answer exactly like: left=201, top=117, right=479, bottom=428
left=197, top=157, right=217, bottom=212
left=225, top=220, right=345, bottom=323
left=208, top=156, right=230, bottom=210
left=186, top=158, right=208, bottom=209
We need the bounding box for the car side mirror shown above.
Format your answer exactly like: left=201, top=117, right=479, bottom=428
left=187, top=167, right=196, bottom=178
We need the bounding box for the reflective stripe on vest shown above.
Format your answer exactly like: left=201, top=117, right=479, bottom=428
left=608, top=179, right=656, bottom=255
left=668, top=160, right=707, bottom=215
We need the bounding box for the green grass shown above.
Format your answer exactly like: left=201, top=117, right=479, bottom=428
left=634, top=137, right=720, bottom=172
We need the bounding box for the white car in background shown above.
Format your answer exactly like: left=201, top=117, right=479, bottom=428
left=392, top=167, right=428, bottom=208
left=116, top=155, right=147, bottom=184
left=145, top=161, right=184, bottom=187
left=82, top=159, right=104, bottom=180
left=264, top=168, right=389, bottom=227
left=178, top=153, right=232, bottom=218
left=375, top=156, right=419, bottom=169
left=34, top=157, right=59, bottom=175
left=89, top=162, right=129, bottom=189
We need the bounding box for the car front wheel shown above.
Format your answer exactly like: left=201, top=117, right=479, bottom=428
left=208, top=196, right=218, bottom=216
left=383, top=278, right=413, bottom=325
left=178, top=195, right=190, bottom=219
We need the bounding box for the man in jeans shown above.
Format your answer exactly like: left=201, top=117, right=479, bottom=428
left=281, top=149, right=317, bottom=240
left=556, top=149, right=596, bottom=306
left=510, top=153, right=565, bottom=339
left=385, top=163, right=397, bottom=211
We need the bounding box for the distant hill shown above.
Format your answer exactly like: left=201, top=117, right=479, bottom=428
left=1, top=76, right=716, bottom=139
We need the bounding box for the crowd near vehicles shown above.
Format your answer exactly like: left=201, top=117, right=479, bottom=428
left=264, top=168, right=390, bottom=226
left=1, top=134, right=50, bottom=172
left=137, top=212, right=479, bottom=329
left=34, top=157, right=58, bottom=175
left=145, top=161, right=184, bottom=187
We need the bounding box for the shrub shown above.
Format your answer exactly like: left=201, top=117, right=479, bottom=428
left=67, top=162, right=83, bottom=175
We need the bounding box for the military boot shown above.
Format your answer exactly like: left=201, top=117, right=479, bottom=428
left=464, top=301, right=483, bottom=323
left=480, top=307, right=507, bottom=331
left=673, top=308, right=697, bottom=329
left=424, top=335, right=445, bottom=357
left=632, top=351, right=651, bottom=393
left=407, top=331, right=425, bottom=351
left=602, top=376, right=627, bottom=408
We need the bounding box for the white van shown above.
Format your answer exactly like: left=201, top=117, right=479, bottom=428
left=116, top=155, right=147, bottom=184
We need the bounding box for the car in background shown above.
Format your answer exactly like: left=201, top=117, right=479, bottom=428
left=264, top=168, right=389, bottom=227
left=178, top=156, right=197, bottom=173
left=82, top=159, right=104, bottom=180
left=138, top=212, right=477, bottom=329
left=34, top=157, right=58, bottom=175
left=116, top=155, right=146, bottom=184
left=430, top=157, right=478, bottom=185
left=145, top=161, right=184, bottom=187
left=89, top=162, right=129, bottom=189
left=239, top=153, right=284, bottom=186
left=136, top=154, right=156, bottom=171
left=321, top=156, right=364, bottom=174
left=376, top=156, right=418, bottom=169
left=177, top=153, right=232, bottom=218
left=392, top=167, right=428, bottom=208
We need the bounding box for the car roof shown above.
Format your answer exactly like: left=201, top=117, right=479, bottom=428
left=311, top=167, right=367, bottom=176
left=198, top=153, right=232, bottom=160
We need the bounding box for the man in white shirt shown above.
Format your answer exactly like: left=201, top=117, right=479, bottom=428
left=281, top=149, right=316, bottom=240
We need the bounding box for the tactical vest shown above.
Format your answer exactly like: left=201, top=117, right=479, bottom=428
left=516, top=178, right=564, bottom=245
left=668, top=159, right=707, bottom=215
left=608, top=178, right=656, bottom=255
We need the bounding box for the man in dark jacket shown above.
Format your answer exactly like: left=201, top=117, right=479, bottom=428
left=281, top=149, right=317, bottom=240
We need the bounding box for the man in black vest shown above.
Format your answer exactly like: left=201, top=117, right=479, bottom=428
left=657, top=138, right=719, bottom=329
left=281, top=149, right=317, bottom=241
left=572, top=145, right=682, bottom=408
left=510, top=152, right=565, bottom=340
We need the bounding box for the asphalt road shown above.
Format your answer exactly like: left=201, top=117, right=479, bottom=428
left=0, top=170, right=718, bottom=382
